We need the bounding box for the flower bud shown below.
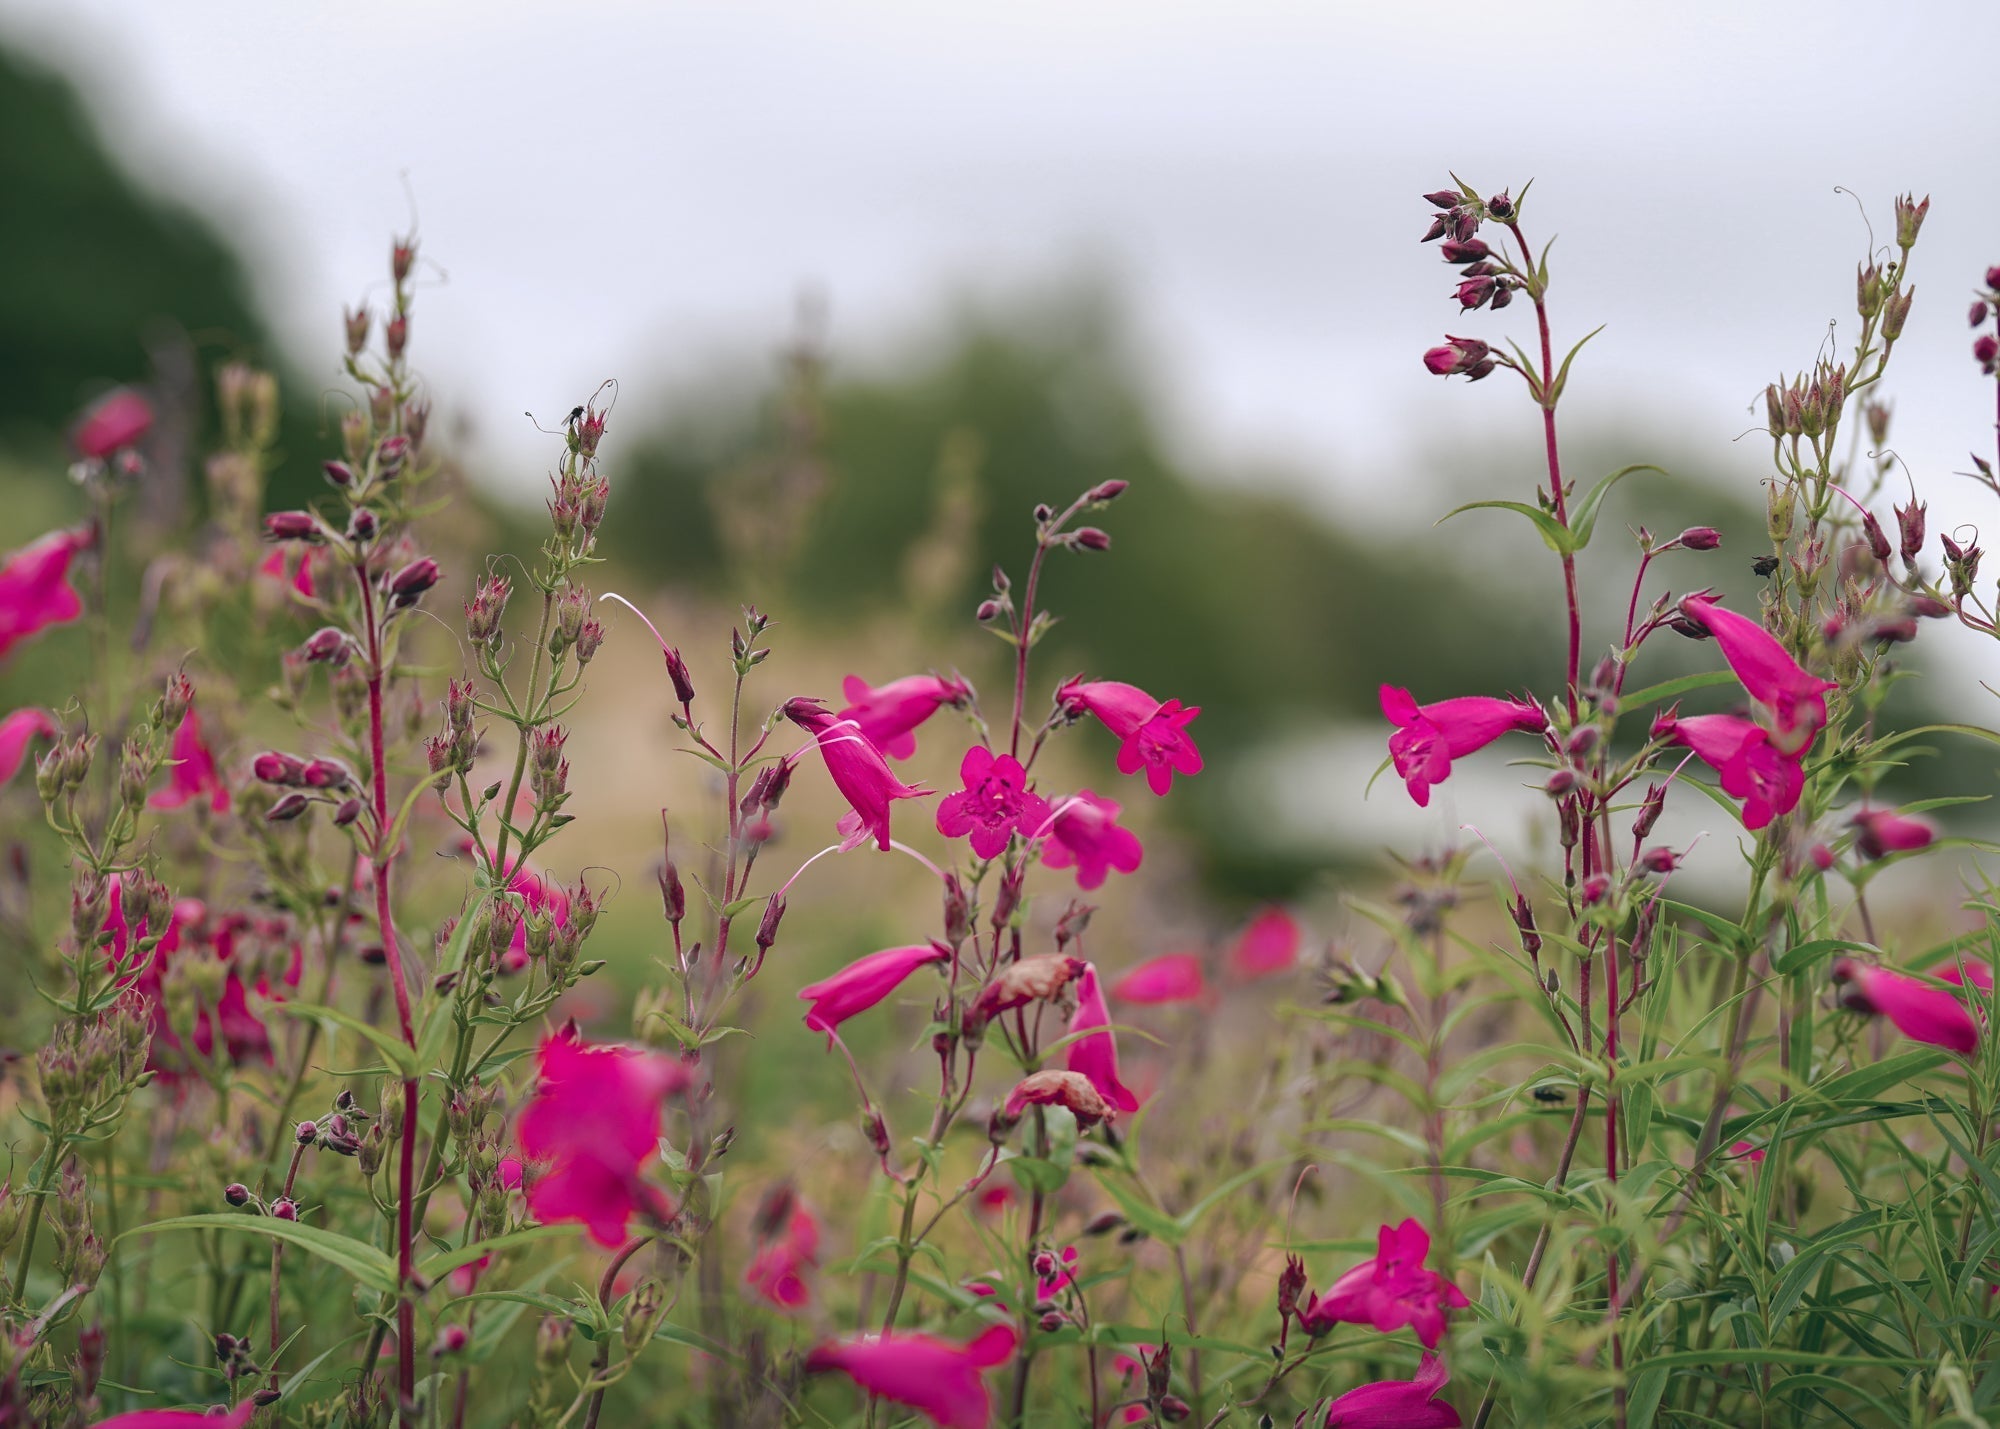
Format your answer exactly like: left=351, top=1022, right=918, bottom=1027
left=385, top=314, right=408, bottom=361
left=1073, top=527, right=1111, bottom=552
left=1633, top=782, right=1666, bottom=840
left=1439, top=238, right=1490, bottom=264
left=1884, top=288, right=1914, bottom=342
left=347, top=507, right=378, bottom=543
left=1087, top=479, right=1128, bottom=503
left=254, top=751, right=308, bottom=786
left=664, top=646, right=696, bottom=705
left=270, top=1198, right=298, bottom=1221
left=344, top=306, right=371, bottom=356
left=323, top=459, right=354, bottom=489
left=263, top=511, right=321, bottom=543
left=302, top=627, right=351, bottom=665
left=389, top=557, right=441, bottom=606
left=224, top=1182, right=251, bottom=1207
left=1677, top=526, right=1722, bottom=551
left=755, top=894, right=785, bottom=952
left=302, top=757, right=353, bottom=791
left=1894, top=193, right=1929, bottom=248
left=431, top=1325, right=469, bottom=1358
left=1861, top=511, right=1891, bottom=564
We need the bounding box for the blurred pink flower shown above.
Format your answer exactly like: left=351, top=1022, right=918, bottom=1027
left=1680, top=596, right=1835, bottom=755
left=0, top=527, right=91, bottom=662
left=838, top=673, right=970, bottom=760
left=806, top=1324, right=1017, bottom=1429
left=936, top=745, right=1052, bottom=859
left=1038, top=790, right=1143, bottom=890
left=108, top=884, right=295, bottom=1078
left=1229, top=906, right=1302, bottom=980
left=1832, top=958, right=1979, bottom=1056
left=1057, top=678, right=1203, bottom=796
left=1727, top=1141, right=1766, bottom=1166
left=1066, top=964, right=1140, bottom=1114
left=744, top=1202, right=821, bottom=1312
left=517, top=1032, right=689, bottom=1248
left=86, top=1403, right=253, bottom=1429
left=1035, top=1245, right=1079, bottom=1302
left=798, top=943, right=949, bottom=1045
left=1380, top=685, right=1545, bottom=807
left=1933, top=959, right=1995, bottom=995
left=1851, top=807, right=1937, bottom=859
left=1322, top=1354, right=1460, bottom=1428
left=1656, top=712, right=1803, bottom=831
left=257, top=546, right=324, bottom=600
left=1298, top=1219, right=1469, bottom=1349
left=1110, top=953, right=1208, bottom=1006
left=149, top=706, right=231, bottom=814
left=72, top=387, right=153, bottom=459
left=0, top=707, right=57, bottom=784
left=784, top=698, right=929, bottom=851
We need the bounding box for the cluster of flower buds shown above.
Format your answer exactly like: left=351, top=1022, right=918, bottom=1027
left=36, top=989, right=152, bottom=1136
left=546, top=459, right=611, bottom=556
left=1941, top=529, right=1984, bottom=601
left=35, top=730, right=98, bottom=810
left=212, top=1331, right=261, bottom=1386
left=465, top=573, right=512, bottom=647
left=1973, top=265, right=2000, bottom=375
left=548, top=583, right=604, bottom=664
left=49, top=1160, right=106, bottom=1290
left=424, top=679, right=480, bottom=792
left=1763, top=361, right=1850, bottom=441
left=528, top=724, right=570, bottom=811
left=739, top=757, right=794, bottom=846
left=976, top=563, right=1014, bottom=625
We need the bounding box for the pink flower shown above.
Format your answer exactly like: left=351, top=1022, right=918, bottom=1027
left=838, top=673, right=970, bottom=760
left=1933, top=959, right=1995, bottom=995
left=1727, top=1140, right=1767, bottom=1166
left=108, top=886, right=291, bottom=1077
left=517, top=1033, right=689, bottom=1248
left=1680, top=596, right=1835, bottom=755
left=72, top=387, right=154, bottom=459
left=499, top=864, right=571, bottom=973
left=784, top=698, right=929, bottom=851
left=86, top=1403, right=254, bottom=1429
left=1066, top=965, right=1140, bottom=1114
left=1110, top=953, right=1208, bottom=1006
left=0, top=527, right=91, bottom=662
left=744, top=1202, right=821, bottom=1312
left=1230, top=906, right=1301, bottom=980
left=1851, top=807, right=1937, bottom=859
left=936, top=746, right=1052, bottom=859
left=0, top=707, right=58, bottom=784
left=1380, top=685, right=1545, bottom=807
left=1831, top=958, right=1979, bottom=1056
left=1424, top=335, right=1491, bottom=378
left=806, top=1324, right=1017, bottom=1429
left=1322, top=1354, right=1460, bottom=1428
left=798, top=943, right=950, bottom=1045
left=1038, top=790, right=1143, bottom=890
left=257, top=546, right=323, bottom=599
left=1299, top=1219, right=1469, bottom=1349
left=1656, top=712, right=1803, bottom=831
left=149, top=706, right=231, bottom=814
left=1057, top=678, right=1203, bottom=796
left=1035, top=1245, right=1079, bottom=1302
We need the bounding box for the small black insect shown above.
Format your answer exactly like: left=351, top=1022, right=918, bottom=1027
left=564, top=405, right=585, bottom=428
left=1753, top=555, right=1780, bottom=578
left=1532, top=1085, right=1567, bottom=1104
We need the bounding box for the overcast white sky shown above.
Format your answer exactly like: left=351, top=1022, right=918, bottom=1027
left=4, top=0, right=1996, bottom=531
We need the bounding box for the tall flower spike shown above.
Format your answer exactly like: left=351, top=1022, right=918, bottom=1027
left=1679, top=596, right=1835, bottom=755
left=784, top=698, right=929, bottom=851
left=1381, top=685, right=1547, bottom=807
left=1066, top=964, right=1140, bottom=1114
left=1056, top=678, right=1203, bottom=796
left=837, top=673, right=971, bottom=761
left=0, top=527, right=91, bottom=662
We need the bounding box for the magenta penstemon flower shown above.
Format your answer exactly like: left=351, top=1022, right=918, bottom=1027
left=1851, top=806, right=1937, bottom=859
left=85, top=1403, right=255, bottom=1429
left=0, top=707, right=57, bottom=784
left=71, top=387, right=153, bottom=460
left=1651, top=710, right=1803, bottom=831
left=1297, top=1218, right=1470, bottom=1349
left=837, top=672, right=971, bottom=760
left=797, top=943, right=950, bottom=1044
left=743, top=1197, right=821, bottom=1312
left=149, top=706, right=231, bottom=814
left=1830, top=958, right=1979, bottom=1056
left=1037, top=789, right=1143, bottom=890
left=516, top=1032, right=689, bottom=1247
left=805, top=1324, right=1017, bottom=1429
left=1065, top=964, right=1140, bottom=1114
left=1679, top=596, right=1835, bottom=755
left=1321, top=1354, right=1461, bottom=1428
left=1229, top=906, right=1302, bottom=980
left=935, top=745, right=1052, bottom=859
left=0, top=526, right=92, bottom=662
left=1109, top=952, right=1208, bottom=1006
left=1380, top=684, right=1547, bottom=807
left=1056, top=678, right=1203, bottom=796
left=784, top=698, right=930, bottom=851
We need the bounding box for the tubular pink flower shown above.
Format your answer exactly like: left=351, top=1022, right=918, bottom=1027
left=798, top=943, right=950, bottom=1045
left=1680, top=596, right=1835, bottom=754
left=1299, top=1219, right=1469, bottom=1349
left=1658, top=712, right=1803, bottom=831
left=1057, top=678, right=1204, bottom=796
left=1035, top=1245, right=1079, bottom=1301
left=0, top=707, right=58, bottom=784
left=744, top=1203, right=821, bottom=1312
left=1380, top=685, right=1546, bottom=807
left=1230, top=906, right=1302, bottom=980
left=1851, top=806, right=1937, bottom=860
left=149, top=706, right=231, bottom=814
left=1038, top=790, right=1143, bottom=890
left=1109, top=952, right=1208, bottom=1006
left=1066, top=964, right=1140, bottom=1114
left=1831, top=958, right=1979, bottom=1056
left=1322, top=1354, right=1460, bottom=1428
left=72, top=387, right=154, bottom=459
left=108, top=886, right=293, bottom=1077
left=517, top=1033, right=689, bottom=1248
left=0, top=527, right=91, bottom=662
left=86, top=1403, right=254, bottom=1429
left=1933, top=959, right=1995, bottom=995
left=784, top=698, right=930, bottom=851
left=257, top=546, right=323, bottom=599
left=806, top=1324, right=1017, bottom=1429
left=935, top=745, right=1052, bottom=859
left=838, top=673, right=970, bottom=760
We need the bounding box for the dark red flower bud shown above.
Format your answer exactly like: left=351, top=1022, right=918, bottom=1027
left=224, top=1182, right=251, bottom=1207
left=333, top=797, right=362, bottom=827
left=389, top=557, right=441, bottom=602
left=1486, top=191, right=1515, bottom=219
left=302, top=758, right=353, bottom=791
left=1677, top=527, right=1723, bottom=550
left=1976, top=334, right=1999, bottom=370
left=1439, top=238, right=1490, bottom=264
left=1087, top=479, right=1129, bottom=502
left=1423, top=335, right=1491, bottom=377
left=1420, top=213, right=1450, bottom=243
left=1633, top=782, right=1666, bottom=839
left=271, top=1197, right=298, bottom=1221
left=254, top=752, right=308, bottom=786
left=1861, top=511, right=1892, bottom=563
left=1971, top=301, right=1989, bottom=328
left=1637, top=846, right=1677, bottom=875
left=263, top=511, right=321, bottom=543
left=664, top=645, right=696, bottom=705
left=1986, top=265, right=2000, bottom=291
left=266, top=792, right=312, bottom=822
left=1896, top=501, right=1926, bottom=562
left=1421, top=189, right=1459, bottom=209
left=323, top=460, right=355, bottom=488
left=1073, top=527, right=1111, bottom=551
left=1455, top=276, right=1496, bottom=310
left=755, top=894, right=785, bottom=952
left=301, top=627, right=351, bottom=664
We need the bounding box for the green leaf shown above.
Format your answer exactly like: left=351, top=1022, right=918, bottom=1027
left=1436, top=499, right=1572, bottom=555
left=130, top=1214, right=395, bottom=1294
left=1617, top=669, right=1738, bottom=711
left=1773, top=937, right=1879, bottom=977
left=418, top=1223, right=574, bottom=1282
left=275, top=1002, right=417, bottom=1079
left=1006, top=1156, right=1070, bottom=1196
left=1568, top=461, right=1665, bottom=551
left=1546, top=322, right=1605, bottom=408
left=1092, top=1172, right=1183, bottom=1246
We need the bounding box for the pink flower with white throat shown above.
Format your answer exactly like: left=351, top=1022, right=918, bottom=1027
left=784, top=698, right=929, bottom=851
left=1056, top=678, right=1203, bottom=796
left=1381, top=685, right=1546, bottom=807
left=935, top=745, right=1052, bottom=859
left=838, top=672, right=971, bottom=760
